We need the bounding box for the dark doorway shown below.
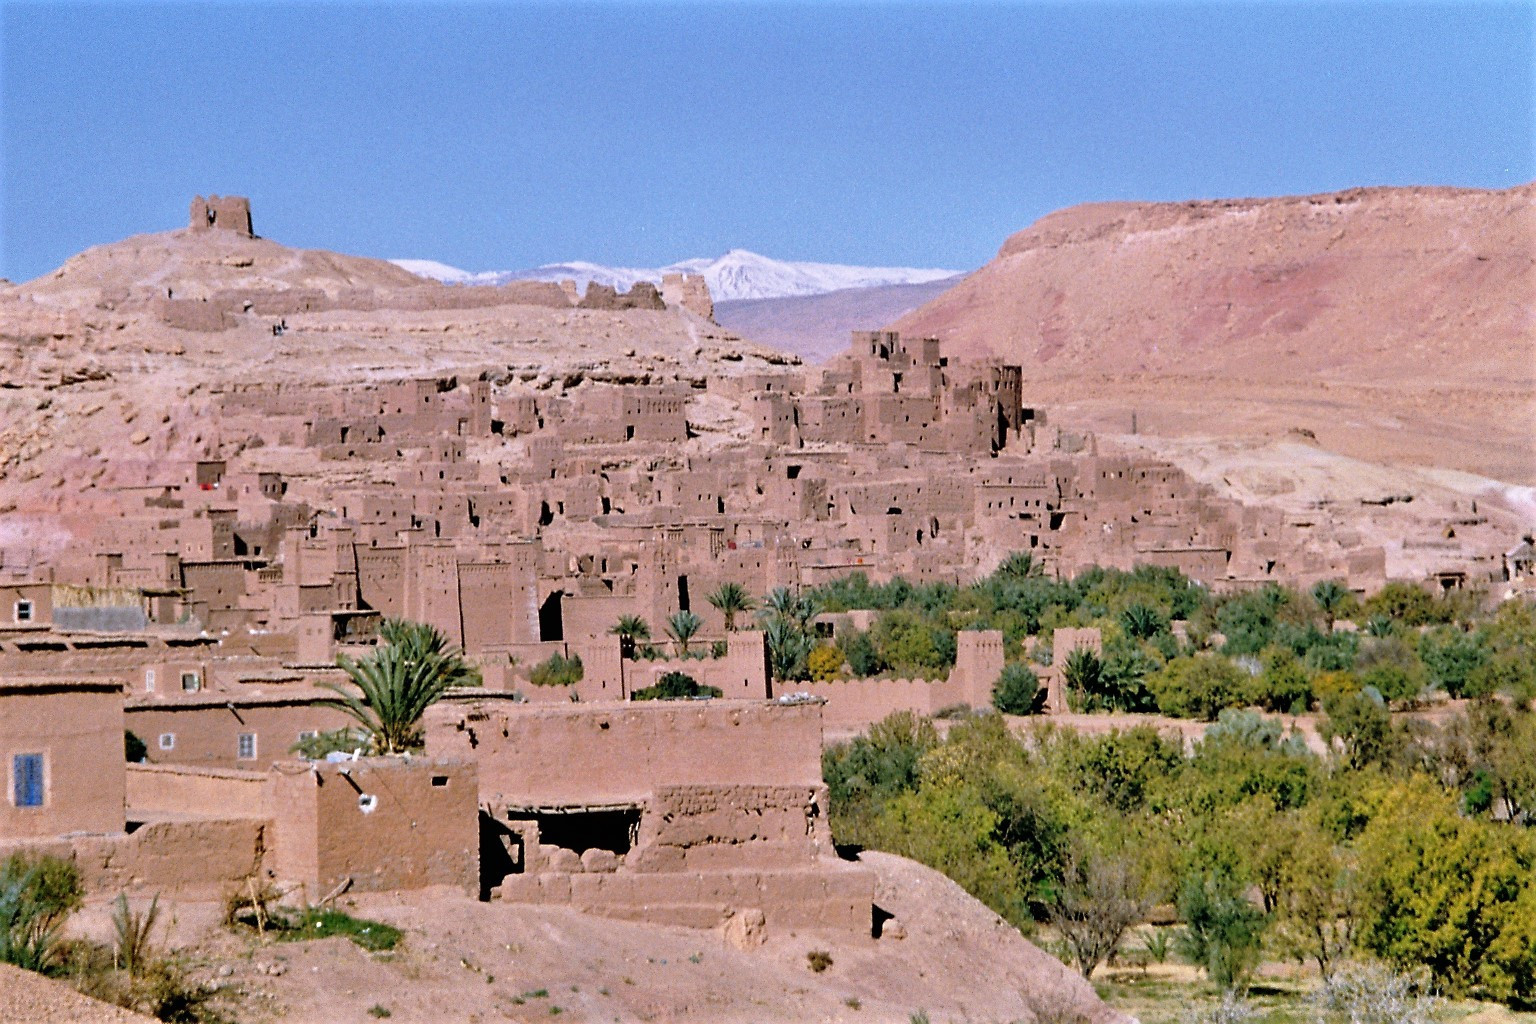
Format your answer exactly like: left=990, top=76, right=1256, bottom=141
left=538, top=591, right=564, bottom=642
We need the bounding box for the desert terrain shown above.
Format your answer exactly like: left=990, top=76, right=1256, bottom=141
left=890, top=183, right=1535, bottom=523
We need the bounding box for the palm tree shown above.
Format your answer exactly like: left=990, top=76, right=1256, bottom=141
left=706, top=582, right=756, bottom=632
left=763, top=618, right=814, bottom=683
left=1311, top=580, right=1352, bottom=634
left=761, top=587, right=799, bottom=622
left=322, top=619, right=480, bottom=754
left=665, top=610, right=704, bottom=657
left=1063, top=646, right=1103, bottom=703
left=610, top=614, right=651, bottom=658
left=996, top=551, right=1043, bottom=580
left=1120, top=603, right=1167, bottom=641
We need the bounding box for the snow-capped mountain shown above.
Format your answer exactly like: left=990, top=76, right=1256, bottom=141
left=389, top=250, right=962, bottom=302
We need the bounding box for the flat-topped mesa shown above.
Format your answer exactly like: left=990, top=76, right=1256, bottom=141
left=189, top=195, right=253, bottom=237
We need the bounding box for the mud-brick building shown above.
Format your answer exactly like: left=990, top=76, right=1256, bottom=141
left=1, top=677, right=125, bottom=840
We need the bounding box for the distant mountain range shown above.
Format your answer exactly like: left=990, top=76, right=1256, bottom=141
left=390, top=249, right=962, bottom=302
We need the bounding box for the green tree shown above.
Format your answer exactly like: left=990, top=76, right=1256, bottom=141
left=1120, top=603, right=1168, bottom=640
left=324, top=619, right=480, bottom=754
left=1176, top=870, right=1268, bottom=990
left=1356, top=781, right=1536, bottom=1003
left=0, top=854, right=82, bottom=972
left=1418, top=626, right=1490, bottom=698
left=1311, top=580, right=1354, bottom=633
left=632, top=671, right=721, bottom=701
left=1321, top=691, right=1399, bottom=771
left=665, top=609, right=704, bottom=656
left=992, top=662, right=1041, bottom=715
left=706, top=582, right=755, bottom=632
left=609, top=614, right=651, bottom=658
left=1249, top=647, right=1313, bottom=713
left=1150, top=654, right=1248, bottom=721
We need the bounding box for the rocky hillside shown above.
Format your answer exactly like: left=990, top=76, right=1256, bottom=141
left=894, top=183, right=1536, bottom=484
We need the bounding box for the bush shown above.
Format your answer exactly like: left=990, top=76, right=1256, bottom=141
left=1150, top=655, right=1248, bottom=721
left=1418, top=626, right=1489, bottom=698
left=837, top=628, right=884, bottom=677
left=1175, top=871, right=1267, bottom=990
left=806, top=949, right=833, bottom=973
left=528, top=652, right=583, bottom=687
left=289, top=728, right=368, bottom=760
left=1249, top=647, right=1312, bottom=713
left=992, top=662, right=1041, bottom=715
left=0, top=854, right=83, bottom=972
left=631, top=672, right=721, bottom=701
left=807, top=643, right=843, bottom=681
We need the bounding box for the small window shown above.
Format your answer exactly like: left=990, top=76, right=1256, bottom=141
left=431, top=775, right=449, bottom=788
left=13, top=600, right=33, bottom=624
left=180, top=672, right=200, bottom=693
left=12, top=753, right=44, bottom=808
left=297, top=730, right=318, bottom=743
left=144, top=669, right=156, bottom=692
left=237, top=733, right=256, bottom=760
left=158, top=733, right=175, bottom=751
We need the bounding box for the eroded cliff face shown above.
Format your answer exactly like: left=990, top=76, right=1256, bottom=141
left=893, top=183, right=1536, bottom=484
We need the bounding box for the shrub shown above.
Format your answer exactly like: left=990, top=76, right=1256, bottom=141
left=806, top=949, right=833, bottom=973
left=1175, top=871, right=1267, bottom=990
left=1311, top=961, right=1438, bottom=1024
left=0, top=854, right=83, bottom=971
left=838, top=628, right=884, bottom=677
left=1249, top=647, right=1312, bottom=713
left=992, top=662, right=1041, bottom=715
left=807, top=643, right=843, bottom=681
left=1150, top=655, right=1248, bottom=721
left=528, top=652, right=584, bottom=688
left=289, top=728, right=367, bottom=760
left=631, top=672, right=721, bottom=701
left=110, top=893, right=159, bottom=977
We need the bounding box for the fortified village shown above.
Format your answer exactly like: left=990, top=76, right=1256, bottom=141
left=0, top=199, right=1525, bottom=972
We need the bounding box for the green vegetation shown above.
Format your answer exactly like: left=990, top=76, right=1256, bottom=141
left=706, top=582, right=756, bottom=631
left=0, top=853, right=82, bottom=972
left=324, top=618, right=481, bottom=753
left=289, top=727, right=368, bottom=760
left=992, top=661, right=1042, bottom=715
left=609, top=614, right=651, bottom=658
left=822, top=566, right=1536, bottom=1011
left=664, top=609, right=704, bottom=656
left=528, top=651, right=584, bottom=688
left=631, top=671, right=722, bottom=701
left=274, top=908, right=402, bottom=952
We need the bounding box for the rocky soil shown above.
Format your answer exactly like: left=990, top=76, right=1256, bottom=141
left=59, top=853, right=1125, bottom=1024
left=892, top=183, right=1536, bottom=488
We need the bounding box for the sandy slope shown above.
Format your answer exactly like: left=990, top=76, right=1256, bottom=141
left=893, top=184, right=1536, bottom=486
left=65, top=854, right=1126, bottom=1024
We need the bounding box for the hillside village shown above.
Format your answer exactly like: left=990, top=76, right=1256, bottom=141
left=0, top=196, right=1532, bottom=1023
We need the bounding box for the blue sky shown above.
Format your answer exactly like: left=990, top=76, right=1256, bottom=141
left=2, top=1, right=1531, bottom=281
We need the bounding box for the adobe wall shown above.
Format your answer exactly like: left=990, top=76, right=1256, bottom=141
left=125, top=763, right=268, bottom=819
left=1, top=816, right=267, bottom=897
left=265, top=757, right=478, bottom=896
left=0, top=680, right=124, bottom=840
left=659, top=273, right=714, bottom=321
left=783, top=676, right=968, bottom=733
left=425, top=699, right=823, bottom=807
left=627, top=784, right=833, bottom=872
left=189, top=195, right=253, bottom=236
left=127, top=699, right=353, bottom=769
left=497, top=862, right=873, bottom=932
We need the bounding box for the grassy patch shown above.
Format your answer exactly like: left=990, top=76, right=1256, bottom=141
left=271, top=909, right=401, bottom=952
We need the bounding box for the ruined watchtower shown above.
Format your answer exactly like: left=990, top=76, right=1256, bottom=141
left=189, top=195, right=253, bottom=237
